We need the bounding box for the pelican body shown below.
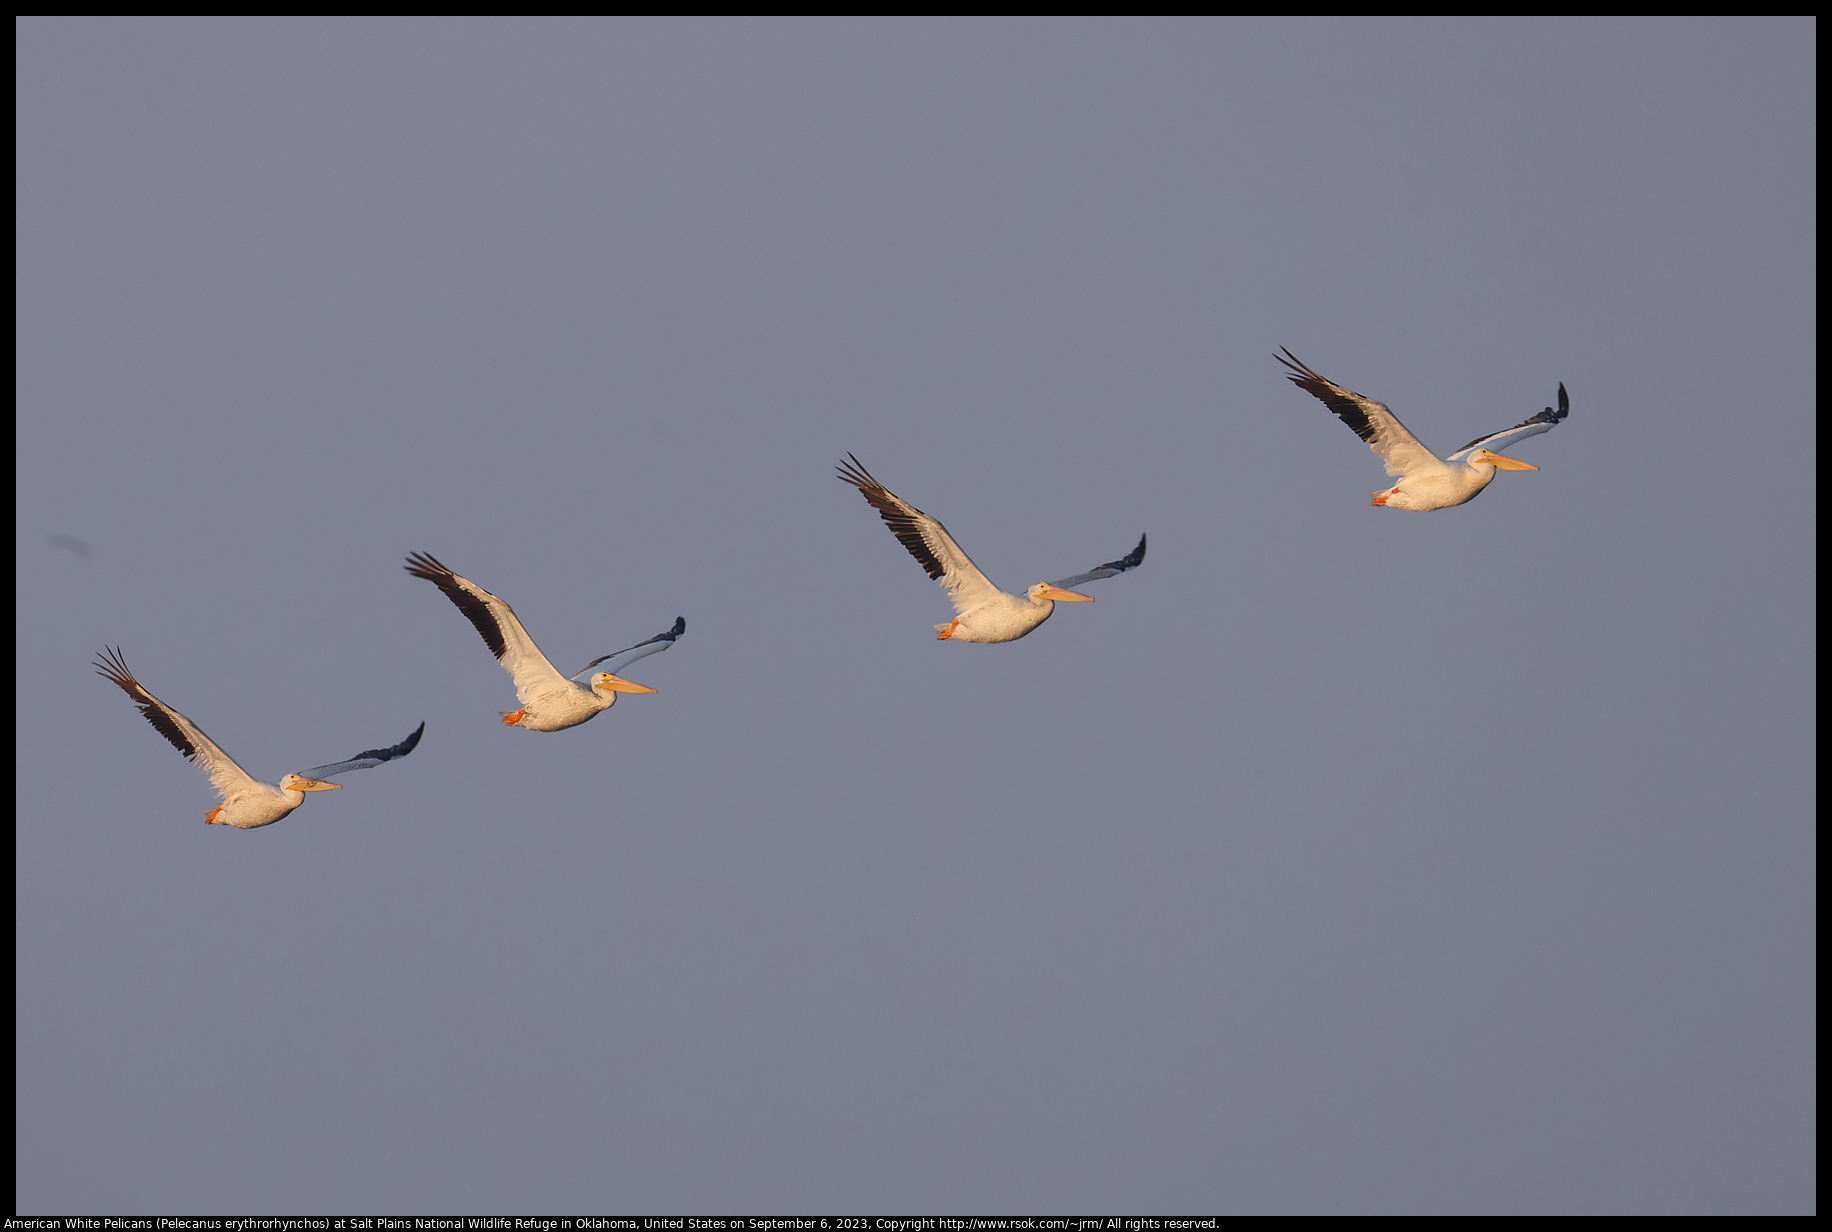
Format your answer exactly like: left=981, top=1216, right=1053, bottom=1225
left=94, top=647, right=424, bottom=828
left=406, top=552, right=683, bottom=732
left=1277, top=349, right=1569, bottom=511
left=837, top=454, right=1146, bottom=643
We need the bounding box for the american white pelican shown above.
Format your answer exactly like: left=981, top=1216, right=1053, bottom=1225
left=1277, top=349, right=1569, bottom=511
left=94, top=647, right=424, bottom=829
left=405, top=552, right=683, bottom=732
left=837, top=454, right=1146, bottom=643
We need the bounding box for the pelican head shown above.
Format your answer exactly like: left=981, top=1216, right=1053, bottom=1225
left=1469, top=449, right=1539, bottom=471
left=592, top=672, right=658, bottom=695
left=1026, top=583, right=1095, bottom=605
left=278, top=774, right=342, bottom=792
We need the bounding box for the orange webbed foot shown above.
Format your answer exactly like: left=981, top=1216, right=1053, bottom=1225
left=937, top=618, right=961, bottom=640
left=204, top=806, right=222, bottom=825
left=500, top=708, right=527, bottom=726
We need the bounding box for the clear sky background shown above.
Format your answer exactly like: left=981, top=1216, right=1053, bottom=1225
left=17, top=17, right=1813, bottom=1216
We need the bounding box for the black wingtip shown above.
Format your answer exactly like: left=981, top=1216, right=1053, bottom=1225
left=1106, top=533, right=1147, bottom=574
left=648, top=617, right=686, bottom=644
left=93, top=647, right=202, bottom=763
left=346, top=721, right=426, bottom=765
left=405, top=551, right=512, bottom=661
left=836, top=452, right=876, bottom=487
left=1274, top=347, right=1321, bottom=382
left=636, top=616, right=687, bottom=649
left=835, top=454, right=949, bottom=582
left=381, top=721, right=426, bottom=760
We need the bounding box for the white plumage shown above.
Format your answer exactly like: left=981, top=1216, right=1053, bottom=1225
left=406, top=552, right=683, bottom=732
left=1277, top=349, right=1569, bottom=511
left=837, top=454, right=1146, bottom=643
left=94, top=647, right=423, bottom=829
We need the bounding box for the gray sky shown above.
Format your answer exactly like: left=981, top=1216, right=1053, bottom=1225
left=17, top=16, right=1813, bottom=1215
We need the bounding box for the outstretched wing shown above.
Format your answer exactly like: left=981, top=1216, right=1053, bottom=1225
left=94, top=647, right=260, bottom=802
left=837, top=454, right=1005, bottom=615
left=573, top=617, right=686, bottom=683
left=405, top=552, right=572, bottom=705
left=300, top=721, right=426, bottom=781
left=1051, top=533, right=1147, bottom=590
left=1276, top=348, right=1445, bottom=479
left=1448, top=383, right=1570, bottom=461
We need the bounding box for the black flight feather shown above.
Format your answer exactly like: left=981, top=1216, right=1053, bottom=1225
left=836, top=454, right=949, bottom=581
left=405, top=551, right=509, bottom=660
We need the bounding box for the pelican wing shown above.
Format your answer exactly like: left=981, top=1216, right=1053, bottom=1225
left=572, top=617, right=686, bottom=683
left=1277, top=348, right=1444, bottom=477
left=94, top=647, right=259, bottom=801
left=405, top=552, right=572, bottom=705
left=1051, top=533, right=1148, bottom=590
left=1448, top=383, right=1570, bottom=461
left=837, top=454, right=1004, bottom=613
left=300, top=721, right=426, bottom=781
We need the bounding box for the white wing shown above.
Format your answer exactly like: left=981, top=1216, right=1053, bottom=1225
left=837, top=454, right=1006, bottom=614
left=1051, top=533, right=1147, bottom=590
left=300, top=722, right=426, bottom=781
left=94, top=647, right=261, bottom=802
left=406, top=552, right=573, bottom=706
left=1447, top=383, right=1570, bottom=462
left=572, top=617, right=685, bottom=683
left=1277, top=348, right=1447, bottom=478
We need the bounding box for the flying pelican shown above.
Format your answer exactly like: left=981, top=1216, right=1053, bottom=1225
left=837, top=454, right=1146, bottom=643
left=1277, top=349, right=1569, bottom=511
left=94, top=647, right=424, bottom=828
left=405, top=552, right=683, bottom=731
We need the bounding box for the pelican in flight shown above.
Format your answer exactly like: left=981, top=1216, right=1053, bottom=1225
left=1277, top=349, right=1569, bottom=511
left=837, top=454, right=1146, bottom=643
left=406, top=552, right=683, bottom=732
left=94, top=647, right=423, bottom=828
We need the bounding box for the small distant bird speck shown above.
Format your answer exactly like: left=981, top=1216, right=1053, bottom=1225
left=47, top=533, right=95, bottom=560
